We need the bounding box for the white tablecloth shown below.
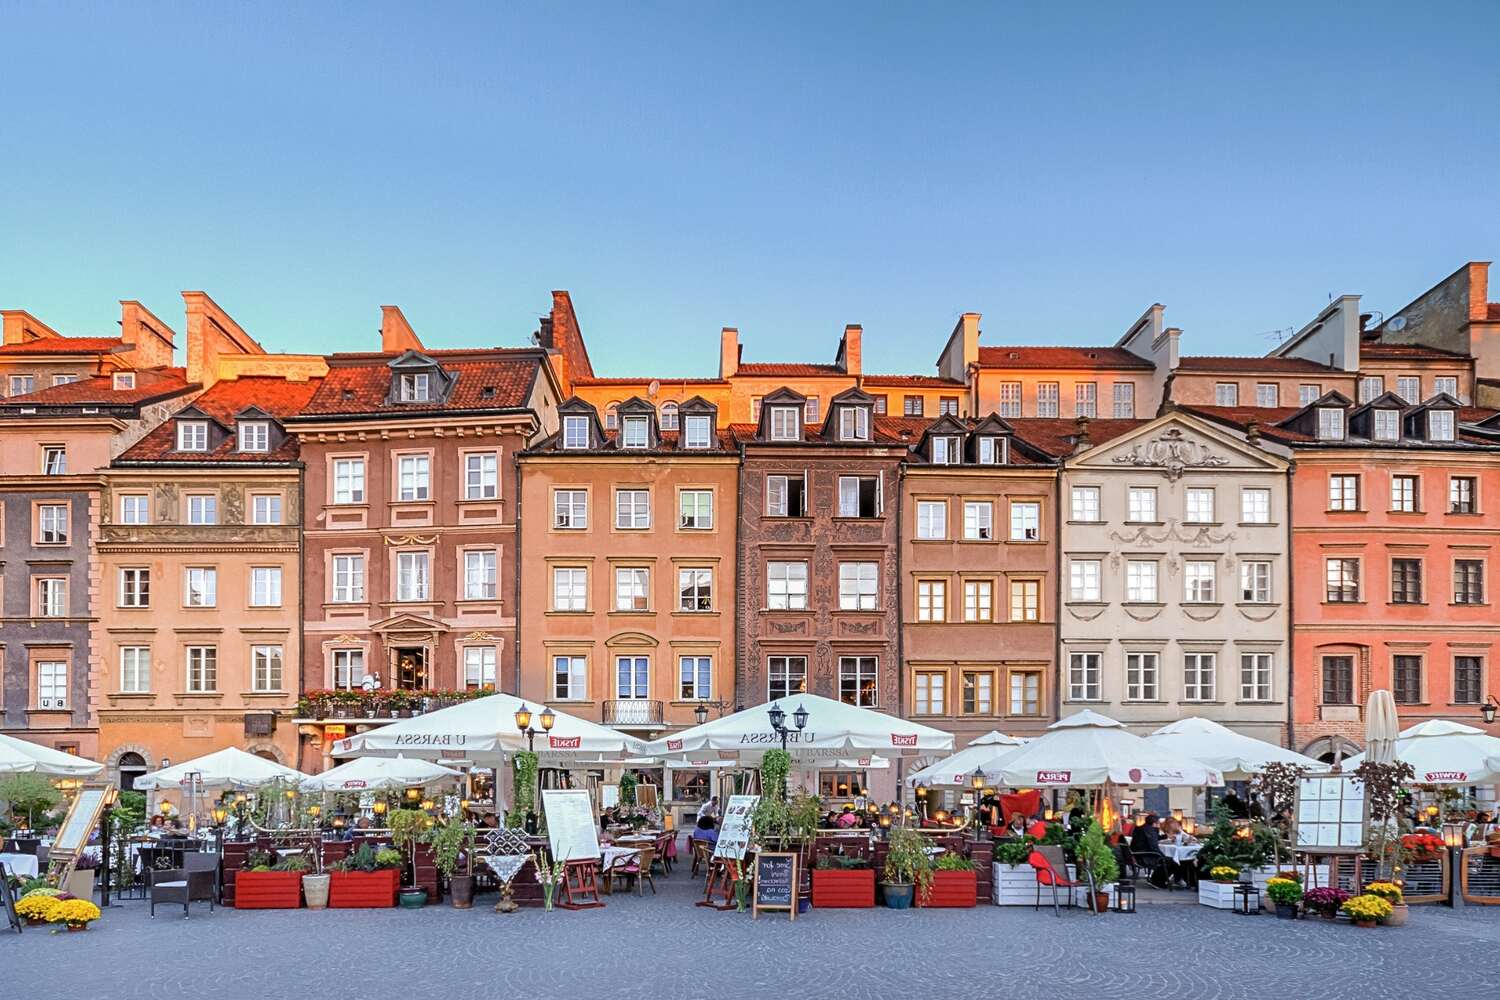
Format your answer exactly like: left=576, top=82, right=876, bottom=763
left=600, top=847, right=640, bottom=871
left=0, top=852, right=39, bottom=878
left=1159, top=842, right=1201, bottom=862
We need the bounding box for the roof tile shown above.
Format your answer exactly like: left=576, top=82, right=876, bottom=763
left=0, top=336, right=125, bottom=356
left=976, top=346, right=1153, bottom=370
left=118, top=376, right=321, bottom=463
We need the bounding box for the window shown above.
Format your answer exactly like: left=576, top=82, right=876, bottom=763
left=914, top=671, right=945, bottom=715
left=903, top=395, right=924, bottom=417
left=1391, top=559, right=1422, bottom=604
left=615, top=488, right=650, bottom=528
left=838, top=406, right=870, bottom=441
left=38, top=504, right=68, bottom=543
left=332, top=649, right=366, bottom=690
left=553, top=489, right=587, bottom=529
left=120, top=494, right=149, bottom=524
left=621, top=415, right=649, bottom=448
left=395, top=551, right=430, bottom=601
left=398, top=372, right=431, bottom=402
left=1127, top=487, right=1157, bottom=522
left=750, top=397, right=763, bottom=422
left=1395, top=376, right=1420, bottom=403
left=1069, top=559, right=1101, bottom=601
left=465, top=453, right=498, bottom=500
left=41, top=446, right=66, bottom=475
left=1215, top=383, right=1239, bottom=406
left=683, top=414, right=712, bottom=449
left=679, top=490, right=713, bottom=529
left=37, top=660, right=67, bottom=709
left=50, top=373, right=75, bottom=386
left=1255, top=383, right=1279, bottom=407
left=916, top=501, right=947, bottom=539
left=961, top=670, right=993, bottom=714
left=614, top=567, right=649, bottom=611
left=332, top=555, right=365, bottom=602
left=1450, top=477, right=1477, bottom=514
left=250, top=566, right=282, bottom=607
left=839, top=656, right=878, bottom=707
left=1009, top=501, right=1040, bottom=541
left=1126, top=652, right=1159, bottom=700
left=1185, top=488, right=1215, bottom=523
left=765, top=475, right=806, bottom=517
left=552, top=567, right=587, bottom=610
left=1240, top=488, right=1271, bottom=523
left=251, top=494, right=282, bottom=525
left=998, top=382, right=1022, bottom=418
left=917, top=579, right=946, bottom=622
left=1299, top=384, right=1321, bottom=406
left=605, top=403, right=620, bottom=430
left=114, top=372, right=136, bottom=390
left=119, top=567, right=150, bottom=607
left=805, top=397, right=820, bottom=423
left=767, top=561, right=808, bottom=610
left=1126, top=560, right=1158, bottom=602
left=962, top=579, right=993, bottom=622
left=1240, top=561, right=1271, bottom=603
left=1391, top=475, right=1419, bottom=513
left=964, top=500, right=994, bottom=540
left=1326, top=558, right=1359, bottom=602
left=1070, top=486, right=1100, bottom=522
left=1428, top=409, right=1455, bottom=441
left=37, top=578, right=66, bottom=617
left=1241, top=653, right=1273, bottom=701
left=463, top=646, right=497, bottom=689
left=238, top=421, right=269, bottom=452
left=562, top=415, right=590, bottom=449
left=1184, top=652, right=1216, bottom=702
left=1328, top=474, right=1360, bottom=511
left=838, top=476, right=880, bottom=518
left=120, top=647, right=151, bottom=693
left=1075, top=382, right=1097, bottom=418
left=186, top=646, right=218, bottom=692
left=678, top=567, right=713, bottom=611
left=871, top=395, right=887, bottom=415
left=184, top=567, right=217, bottom=607
left=1010, top=579, right=1039, bottom=621
left=8, top=374, right=35, bottom=396
left=187, top=494, right=218, bottom=525
left=1068, top=652, right=1101, bottom=701
left=839, top=561, right=878, bottom=611
left=977, top=436, right=1004, bottom=465
left=1435, top=375, right=1459, bottom=400
left=1184, top=561, right=1216, bottom=602
left=1112, top=382, right=1135, bottom=418
left=1008, top=670, right=1041, bottom=715
left=680, top=655, right=712, bottom=700
left=938, top=396, right=959, bottom=416
left=1358, top=376, right=1383, bottom=404
left=659, top=402, right=679, bottom=430
left=397, top=454, right=430, bottom=501
left=464, top=550, right=497, bottom=600
left=1454, top=656, right=1483, bottom=705
left=252, top=645, right=284, bottom=692
left=1317, top=407, right=1345, bottom=440
left=1037, top=382, right=1059, bottom=418
left=333, top=458, right=365, bottom=503
left=931, top=436, right=960, bottom=465
left=553, top=655, right=586, bottom=699
left=769, top=406, right=800, bottom=440
left=1393, top=655, right=1423, bottom=705
left=177, top=421, right=208, bottom=451
left=769, top=656, right=807, bottom=700
left=1454, top=560, right=1484, bottom=605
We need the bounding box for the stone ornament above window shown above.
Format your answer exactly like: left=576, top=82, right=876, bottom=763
left=1109, top=428, right=1230, bottom=481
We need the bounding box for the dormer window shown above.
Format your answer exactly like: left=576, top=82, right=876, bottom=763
left=838, top=406, right=870, bottom=442
left=177, top=420, right=209, bottom=452
left=113, top=372, right=136, bottom=390
left=1372, top=409, right=1400, bottom=442
left=683, top=414, right=712, bottom=449
left=238, top=421, right=270, bottom=453
left=931, top=436, right=961, bottom=465
left=1317, top=407, right=1345, bottom=441
left=398, top=372, right=431, bottom=402
left=622, top=415, right=649, bottom=449
left=562, top=415, right=590, bottom=450
left=659, top=402, right=679, bottom=430
left=1428, top=409, right=1455, bottom=442
left=769, top=406, right=801, bottom=441
left=977, top=436, right=1007, bottom=465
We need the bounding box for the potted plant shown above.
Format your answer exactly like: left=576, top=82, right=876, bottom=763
left=388, top=808, right=432, bottom=907
left=1075, top=820, right=1119, bottom=913
left=235, top=850, right=304, bottom=909
left=1208, top=865, right=1239, bottom=884
left=329, top=843, right=401, bottom=907
left=811, top=852, right=875, bottom=908
left=1340, top=892, right=1393, bottom=928
left=1364, top=881, right=1406, bottom=926
left=48, top=897, right=101, bottom=932
left=881, top=825, right=933, bottom=909
left=1266, top=876, right=1302, bottom=919
left=1303, top=887, right=1350, bottom=920
left=64, top=853, right=100, bottom=900
left=535, top=856, right=567, bottom=912
left=992, top=837, right=1042, bottom=905
left=432, top=816, right=477, bottom=908
left=921, top=852, right=978, bottom=908
left=15, top=892, right=60, bottom=926
left=302, top=854, right=330, bottom=911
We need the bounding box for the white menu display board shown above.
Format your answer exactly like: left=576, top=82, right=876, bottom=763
left=1294, top=774, right=1366, bottom=852
left=713, top=794, right=759, bottom=861
left=542, top=788, right=602, bottom=864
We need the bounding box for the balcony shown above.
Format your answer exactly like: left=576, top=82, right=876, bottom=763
left=602, top=699, right=665, bottom=728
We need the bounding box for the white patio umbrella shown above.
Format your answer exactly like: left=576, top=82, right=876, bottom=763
left=984, top=709, right=1223, bottom=788
left=132, top=747, right=307, bottom=791
left=638, top=694, right=954, bottom=764
left=1343, top=719, right=1500, bottom=784
left=1147, top=718, right=1320, bottom=781
left=906, top=731, right=1028, bottom=787
left=1365, top=690, right=1399, bottom=765
left=0, top=732, right=103, bottom=777
left=301, top=754, right=462, bottom=793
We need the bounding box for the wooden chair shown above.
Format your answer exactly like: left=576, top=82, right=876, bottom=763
left=626, top=847, right=656, bottom=896
left=690, top=839, right=713, bottom=878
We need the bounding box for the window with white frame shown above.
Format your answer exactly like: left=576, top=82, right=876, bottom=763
left=1241, top=487, right=1271, bottom=523
left=184, top=567, right=216, bottom=607
left=114, top=371, right=136, bottom=389
left=332, top=554, right=365, bottom=602
left=52, top=374, right=79, bottom=386
left=1184, top=488, right=1215, bottom=523
left=977, top=436, right=1004, bottom=465
left=187, top=494, right=217, bottom=525
left=1357, top=376, right=1383, bottom=404
left=939, top=397, right=958, bottom=416
left=903, top=396, right=924, bottom=417
left=962, top=670, right=994, bottom=714
left=1215, top=383, right=1239, bottom=406
left=917, top=579, right=946, bottom=621
left=765, top=475, right=806, bottom=517
left=679, top=490, right=713, bottom=529
left=914, top=671, right=945, bottom=715
left=1299, top=384, right=1321, bottom=406
left=1126, top=560, right=1158, bottom=602
left=37, top=577, right=66, bottom=617
left=838, top=561, right=878, bottom=610
left=1329, top=474, right=1360, bottom=511
left=562, top=415, right=590, bottom=449
left=678, top=567, right=712, bottom=611
left=1450, top=476, right=1477, bottom=514
left=916, top=500, right=947, bottom=539
left=8, top=374, right=35, bottom=396
left=1184, top=560, right=1216, bottom=602
left=839, top=656, right=878, bottom=707
left=621, top=415, right=649, bottom=448
left=769, top=406, right=800, bottom=441
left=931, top=436, right=959, bottom=465
left=615, top=488, right=650, bottom=528
left=39, top=503, right=68, bottom=543
left=615, top=656, right=649, bottom=699
left=177, top=420, right=209, bottom=451
left=465, top=452, right=498, bottom=499
left=659, top=402, right=679, bottom=430
left=604, top=403, right=620, bottom=430
left=962, top=579, right=993, bottom=622
left=1255, top=383, right=1279, bottom=407
left=553, top=489, right=587, bottom=529
left=683, top=414, right=712, bottom=448
left=252, top=645, right=283, bottom=691
left=1240, top=561, right=1271, bottom=602
left=1068, top=652, right=1101, bottom=701
left=553, top=655, right=586, bottom=699
left=1008, top=670, right=1040, bottom=715
left=1428, top=409, right=1455, bottom=441
left=769, top=656, right=807, bottom=700
left=1112, top=382, right=1135, bottom=418
left=41, top=446, right=66, bottom=475
left=398, top=372, right=430, bottom=402
left=238, top=421, right=270, bottom=452
left=120, top=646, right=151, bottom=693
left=680, top=655, right=712, bottom=700
left=463, top=646, right=497, bottom=689
left=767, top=561, right=808, bottom=610
left=1037, top=382, right=1059, bottom=418
left=1183, top=652, right=1216, bottom=702
left=120, top=494, right=149, bottom=525
left=1070, top=486, right=1100, bottom=522
left=837, top=476, right=880, bottom=517
left=1240, top=652, right=1273, bottom=701
left=250, top=566, right=282, bottom=607
left=614, top=567, right=649, bottom=611
left=251, top=494, right=282, bottom=525
left=37, top=660, right=67, bottom=709
left=1069, top=559, right=1102, bottom=601
left=1373, top=408, right=1399, bottom=442
left=838, top=405, right=870, bottom=441
left=553, top=567, right=588, bottom=611
left=1127, top=487, right=1157, bottom=522
left=1434, top=376, right=1459, bottom=400
left=1075, top=382, right=1097, bottom=417
left=998, top=382, right=1021, bottom=418
left=805, top=396, right=820, bottom=423
left=1010, top=579, right=1039, bottom=621
left=963, top=500, right=994, bottom=540
left=1009, top=501, right=1040, bottom=541
left=1325, top=558, right=1359, bottom=602
left=395, top=551, right=430, bottom=601
left=750, top=396, right=763, bottom=421
left=1396, top=376, right=1420, bottom=403
left=397, top=454, right=430, bottom=501
left=1391, top=474, right=1419, bottom=513
left=1317, top=407, right=1345, bottom=441
left=333, top=458, right=366, bottom=503
left=186, top=646, right=217, bottom=692
left=464, top=550, right=497, bottom=600
left=1125, top=651, right=1159, bottom=700
left=332, top=649, right=366, bottom=690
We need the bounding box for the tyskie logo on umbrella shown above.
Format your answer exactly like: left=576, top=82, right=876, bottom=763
left=890, top=733, right=918, bottom=747
left=547, top=735, right=581, bottom=749
left=1424, top=771, right=1467, bottom=782
left=666, top=739, right=683, bottom=752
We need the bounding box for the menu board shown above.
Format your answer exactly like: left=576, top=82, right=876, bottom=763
left=53, top=786, right=110, bottom=855
left=600, top=784, right=620, bottom=810
left=752, top=852, right=798, bottom=920
left=541, top=789, right=601, bottom=864
left=1295, top=774, right=1366, bottom=852
left=713, top=794, right=759, bottom=861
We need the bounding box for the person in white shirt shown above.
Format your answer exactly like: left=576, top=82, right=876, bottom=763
left=696, top=797, right=720, bottom=822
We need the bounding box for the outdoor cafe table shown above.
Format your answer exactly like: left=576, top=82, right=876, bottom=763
left=0, top=852, right=39, bottom=878
left=1158, top=842, right=1202, bottom=863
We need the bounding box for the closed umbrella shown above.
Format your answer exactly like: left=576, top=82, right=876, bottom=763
left=1344, top=719, right=1500, bottom=784
left=0, top=732, right=103, bottom=777
left=1364, top=689, right=1399, bottom=765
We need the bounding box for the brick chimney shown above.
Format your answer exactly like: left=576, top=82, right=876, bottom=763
left=118, top=300, right=177, bottom=369
left=836, top=324, right=862, bottom=375
left=719, top=327, right=740, bottom=379
left=380, top=306, right=424, bottom=354
left=1072, top=415, right=1092, bottom=455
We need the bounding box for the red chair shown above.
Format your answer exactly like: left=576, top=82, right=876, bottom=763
left=1027, top=848, right=1081, bottom=916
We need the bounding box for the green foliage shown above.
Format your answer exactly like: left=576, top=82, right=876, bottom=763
left=935, top=852, right=976, bottom=872
left=271, top=853, right=311, bottom=873
left=374, top=848, right=404, bottom=870
left=993, top=837, right=1037, bottom=866
left=430, top=817, right=475, bottom=878
left=883, top=824, right=934, bottom=896
left=0, top=774, right=64, bottom=829
left=761, top=750, right=791, bottom=802
left=1195, top=807, right=1275, bottom=874
left=1039, top=822, right=1078, bottom=862
left=334, top=842, right=379, bottom=873
left=788, top=791, right=821, bottom=839
left=512, top=752, right=539, bottom=819
left=243, top=850, right=275, bottom=872
left=618, top=771, right=637, bottom=806
left=1076, top=820, right=1120, bottom=886
left=387, top=808, right=429, bottom=850
left=814, top=852, right=869, bottom=870
left=1266, top=877, right=1304, bottom=906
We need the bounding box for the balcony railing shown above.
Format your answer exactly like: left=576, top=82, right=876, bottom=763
left=602, top=699, right=665, bottom=728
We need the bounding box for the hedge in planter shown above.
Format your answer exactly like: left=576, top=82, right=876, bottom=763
left=235, top=850, right=306, bottom=909
left=329, top=844, right=402, bottom=908
left=811, top=854, right=875, bottom=908
left=918, top=854, right=978, bottom=908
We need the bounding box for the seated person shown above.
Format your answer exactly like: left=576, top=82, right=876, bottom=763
left=1129, top=813, right=1172, bottom=888
left=689, top=815, right=719, bottom=848
left=1003, top=811, right=1031, bottom=839
left=835, top=805, right=860, bottom=828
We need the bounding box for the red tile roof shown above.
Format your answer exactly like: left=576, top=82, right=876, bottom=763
left=1359, top=342, right=1471, bottom=362
left=570, top=376, right=729, bottom=387
left=1006, top=418, right=1144, bottom=456
left=734, top=362, right=848, bottom=377
left=0, top=367, right=193, bottom=406
left=1176, top=355, right=1337, bottom=374
left=118, top=376, right=322, bottom=463
left=299, top=351, right=544, bottom=417
left=0, top=336, right=126, bottom=356
left=861, top=374, right=965, bottom=388
left=976, top=346, right=1153, bottom=370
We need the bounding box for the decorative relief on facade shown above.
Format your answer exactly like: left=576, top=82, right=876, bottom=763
left=1181, top=605, right=1222, bottom=623
left=1066, top=605, right=1107, bottom=622
left=1108, top=428, right=1230, bottom=481
left=464, top=630, right=496, bottom=641
left=1107, top=520, right=1235, bottom=548
left=1236, top=606, right=1279, bottom=623
left=838, top=619, right=878, bottom=635
left=1122, top=605, right=1164, bottom=623
left=222, top=485, right=244, bottom=524
left=154, top=481, right=179, bottom=522
left=768, top=620, right=807, bottom=634
left=384, top=534, right=438, bottom=545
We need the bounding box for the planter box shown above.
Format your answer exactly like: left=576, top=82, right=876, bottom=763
left=235, top=870, right=304, bottom=909
left=993, top=862, right=1077, bottom=906
left=329, top=869, right=399, bottom=908
left=811, top=868, right=875, bottom=908
left=1252, top=865, right=1330, bottom=891
left=1198, top=880, right=1258, bottom=911
left=919, top=869, right=978, bottom=908
left=1073, top=882, right=1117, bottom=911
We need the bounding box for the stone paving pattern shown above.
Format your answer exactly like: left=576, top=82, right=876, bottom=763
left=6, top=875, right=1500, bottom=998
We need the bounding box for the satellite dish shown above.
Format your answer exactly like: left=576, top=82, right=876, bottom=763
left=1389, top=316, right=1407, bottom=332
left=648, top=380, right=660, bottom=398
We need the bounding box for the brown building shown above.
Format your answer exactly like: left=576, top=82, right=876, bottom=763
left=898, top=415, right=1060, bottom=748
left=517, top=395, right=739, bottom=739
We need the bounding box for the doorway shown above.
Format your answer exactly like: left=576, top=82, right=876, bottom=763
left=393, top=647, right=428, bottom=690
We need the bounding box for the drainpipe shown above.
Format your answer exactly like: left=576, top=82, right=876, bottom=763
left=513, top=447, right=524, bottom=696
left=894, top=458, right=906, bottom=797
left=733, top=438, right=746, bottom=711
left=1052, top=461, right=1064, bottom=726
left=297, top=461, right=307, bottom=771
left=1284, top=461, right=1296, bottom=751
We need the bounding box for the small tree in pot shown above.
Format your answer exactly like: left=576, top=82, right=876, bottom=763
left=432, top=816, right=477, bottom=908
left=882, top=825, right=933, bottom=909
left=1075, top=820, right=1119, bottom=913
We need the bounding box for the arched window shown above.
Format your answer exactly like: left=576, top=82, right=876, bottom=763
left=117, top=752, right=147, bottom=791
left=659, top=402, right=679, bottom=430
left=605, top=401, right=620, bottom=430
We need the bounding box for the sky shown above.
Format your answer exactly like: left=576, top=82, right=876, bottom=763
left=2, top=2, right=1498, bottom=378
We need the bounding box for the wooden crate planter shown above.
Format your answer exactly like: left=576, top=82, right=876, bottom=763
left=1253, top=865, right=1330, bottom=890
left=1198, top=880, right=1257, bottom=911
left=234, top=871, right=304, bottom=909
left=329, top=869, right=399, bottom=908
left=811, top=868, right=875, bottom=908
left=919, top=869, right=978, bottom=908
left=993, top=863, right=1077, bottom=906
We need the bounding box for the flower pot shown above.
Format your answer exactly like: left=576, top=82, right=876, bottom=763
left=1318, top=911, right=1338, bottom=920
left=881, top=883, right=914, bottom=909
left=1354, top=919, right=1376, bottom=928
left=1384, top=903, right=1408, bottom=927
left=302, top=873, right=330, bottom=910
left=1093, top=892, right=1111, bottom=913
left=812, top=868, right=875, bottom=908
left=398, top=888, right=428, bottom=908
left=26, top=918, right=47, bottom=927
left=1274, top=902, right=1298, bottom=920
left=449, top=875, right=476, bottom=909
left=66, top=923, right=88, bottom=932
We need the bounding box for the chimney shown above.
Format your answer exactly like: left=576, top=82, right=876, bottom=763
left=1072, top=415, right=1092, bottom=455
left=0, top=309, right=62, bottom=346
left=837, top=324, right=862, bottom=375
left=719, top=327, right=740, bottom=379
left=1245, top=419, right=1262, bottom=446
left=118, top=301, right=177, bottom=369
left=380, top=306, right=424, bottom=353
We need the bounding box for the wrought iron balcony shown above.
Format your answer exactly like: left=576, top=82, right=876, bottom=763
left=602, top=699, right=665, bottom=728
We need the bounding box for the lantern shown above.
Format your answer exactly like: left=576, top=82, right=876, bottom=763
left=421, top=799, right=435, bottom=812
left=915, top=784, right=928, bottom=800
left=211, top=806, right=228, bottom=826
left=372, top=799, right=388, bottom=816
left=405, top=787, right=421, bottom=803
left=1171, top=808, right=1184, bottom=822
left=308, top=804, right=322, bottom=818
left=1442, top=823, right=1465, bottom=849
left=332, top=816, right=346, bottom=830
left=539, top=706, right=557, bottom=732
left=514, top=704, right=533, bottom=732
left=1043, top=808, right=1055, bottom=822
left=1113, top=879, right=1137, bottom=914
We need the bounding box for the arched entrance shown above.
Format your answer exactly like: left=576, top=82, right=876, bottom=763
left=118, top=752, right=148, bottom=791
left=1301, top=735, right=1362, bottom=765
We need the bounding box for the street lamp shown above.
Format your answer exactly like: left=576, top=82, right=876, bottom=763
left=766, top=701, right=809, bottom=751
left=1482, top=696, right=1499, bottom=726
left=971, top=769, right=987, bottom=834
left=514, top=703, right=555, bottom=751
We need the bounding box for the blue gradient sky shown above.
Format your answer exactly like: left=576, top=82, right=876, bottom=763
left=2, top=3, right=1497, bottom=377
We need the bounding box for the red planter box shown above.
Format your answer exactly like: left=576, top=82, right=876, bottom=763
left=234, top=871, right=304, bottom=909
left=329, top=869, right=399, bottom=908
left=811, top=868, right=876, bottom=908
left=918, top=869, right=978, bottom=908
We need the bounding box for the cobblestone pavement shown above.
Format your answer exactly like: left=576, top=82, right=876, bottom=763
left=7, top=876, right=1500, bottom=999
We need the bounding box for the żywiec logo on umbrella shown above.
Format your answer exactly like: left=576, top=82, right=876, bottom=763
left=341, top=779, right=367, bottom=789
left=547, top=735, right=581, bottom=749
left=1425, top=771, right=1467, bottom=782
left=890, top=733, right=918, bottom=747
left=1036, top=770, right=1071, bottom=784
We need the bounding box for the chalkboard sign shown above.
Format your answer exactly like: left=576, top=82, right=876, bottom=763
left=1, top=861, right=20, bottom=934
left=44, top=783, right=113, bottom=889
left=752, top=851, right=798, bottom=920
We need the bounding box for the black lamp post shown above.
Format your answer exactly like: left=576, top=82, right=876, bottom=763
left=767, top=701, right=809, bottom=750
left=692, top=699, right=730, bottom=726
left=513, top=703, right=556, bottom=751
left=1482, top=696, right=1499, bottom=726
